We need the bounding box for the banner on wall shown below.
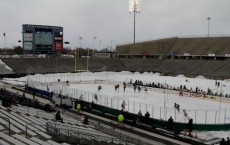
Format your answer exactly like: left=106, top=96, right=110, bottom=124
left=24, top=33, right=33, bottom=41
left=55, top=43, right=63, bottom=50
left=24, top=42, right=33, bottom=50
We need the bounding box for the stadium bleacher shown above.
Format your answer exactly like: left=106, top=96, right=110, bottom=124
left=0, top=88, right=138, bottom=145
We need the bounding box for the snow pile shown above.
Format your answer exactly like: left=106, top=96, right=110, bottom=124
left=176, top=74, right=186, bottom=78
left=196, top=75, right=207, bottom=79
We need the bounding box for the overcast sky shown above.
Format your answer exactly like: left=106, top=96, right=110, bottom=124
left=0, top=0, right=230, bottom=50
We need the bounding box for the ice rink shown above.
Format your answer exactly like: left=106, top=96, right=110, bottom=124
left=3, top=71, right=230, bottom=138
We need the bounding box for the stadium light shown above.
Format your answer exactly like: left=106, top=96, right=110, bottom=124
left=77, top=37, right=83, bottom=57
left=110, top=41, right=113, bottom=51
left=92, top=36, right=97, bottom=57
left=207, top=17, right=211, bottom=37
left=93, top=36, right=97, bottom=50
left=129, top=0, right=141, bottom=47
left=99, top=40, right=101, bottom=51
left=3, top=33, right=6, bottom=56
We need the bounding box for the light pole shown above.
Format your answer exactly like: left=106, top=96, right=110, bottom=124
left=93, top=36, right=97, bottom=57
left=99, top=40, right=101, bottom=52
left=110, top=41, right=113, bottom=51
left=129, top=0, right=140, bottom=49
left=207, top=17, right=211, bottom=37
left=3, top=33, right=6, bottom=57
left=77, top=37, right=83, bottom=58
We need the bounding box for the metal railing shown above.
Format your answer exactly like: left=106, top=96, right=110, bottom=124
left=0, top=116, right=11, bottom=135
left=46, top=121, right=131, bottom=145
left=25, top=122, right=46, bottom=138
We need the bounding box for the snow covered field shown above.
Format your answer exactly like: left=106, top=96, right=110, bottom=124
left=2, top=71, right=230, bottom=139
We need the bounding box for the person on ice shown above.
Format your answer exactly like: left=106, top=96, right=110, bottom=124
left=98, top=85, right=102, bottom=91
left=123, top=82, right=126, bottom=92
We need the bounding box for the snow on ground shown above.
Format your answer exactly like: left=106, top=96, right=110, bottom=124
left=2, top=71, right=230, bottom=139
left=0, top=59, right=13, bottom=71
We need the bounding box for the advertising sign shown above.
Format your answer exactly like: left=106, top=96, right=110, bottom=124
left=55, top=37, right=62, bottom=40
left=55, top=43, right=63, bottom=50
left=24, top=33, right=33, bottom=41
left=24, top=42, right=33, bottom=50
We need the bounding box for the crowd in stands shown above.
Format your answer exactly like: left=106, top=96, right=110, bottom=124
left=219, top=137, right=230, bottom=145
left=130, top=79, right=207, bottom=97
left=0, top=88, right=55, bottom=112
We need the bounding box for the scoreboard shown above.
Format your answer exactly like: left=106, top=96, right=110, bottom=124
left=22, top=24, right=63, bottom=53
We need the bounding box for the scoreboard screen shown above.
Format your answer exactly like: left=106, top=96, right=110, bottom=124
left=35, top=33, right=52, bottom=45
left=23, top=24, right=63, bottom=53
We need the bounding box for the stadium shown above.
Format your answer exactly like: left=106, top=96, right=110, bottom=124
left=0, top=26, right=230, bottom=145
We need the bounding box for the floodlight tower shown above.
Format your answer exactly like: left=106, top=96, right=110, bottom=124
left=129, top=0, right=141, bottom=47
left=207, top=17, right=211, bottom=37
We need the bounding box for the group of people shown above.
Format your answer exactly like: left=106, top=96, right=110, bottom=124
left=118, top=110, right=150, bottom=127
left=167, top=116, right=193, bottom=135
left=136, top=110, right=150, bottom=124
left=219, top=137, right=230, bottom=145
left=55, top=110, right=89, bottom=125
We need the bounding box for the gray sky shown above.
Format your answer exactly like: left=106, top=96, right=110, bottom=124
left=0, top=0, right=230, bottom=50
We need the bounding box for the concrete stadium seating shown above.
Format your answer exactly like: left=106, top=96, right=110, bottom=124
left=204, top=37, right=230, bottom=56
left=154, top=59, right=181, bottom=73
left=117, top=37, right=230, bottom=57
left=166, top=60, right=205, bottom=75
left=0, top=101, right=125, bottom=145
left=190, top=61, right=228, bottom=77
left=209, top=61, right=230, bottom=78
left=2, top=57, right=230, bottom=79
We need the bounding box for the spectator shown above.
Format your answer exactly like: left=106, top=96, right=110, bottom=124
left=136, top=110, right=142, bottom=123
left=79, top=94, right=83, bottom=100
left=32, top=88, right=35, bottom=100
left=220, top=138, right=226, bottom=145
left=55, top=111, right=63, bottom=123
left=22, top=92, right=26, bottom=98
left=226, top=137, right=230, bottom=144
left=118, top=113, right=124, bottom=127
left=44, top=103, right=51, bottom=112
left=188, top=118, right=193, bottom=134
left=144, top=111, right=150, bottom=124
left=80, top=115, right=85, bottom=123
left=168, top=116, right=173, bottom=131
left=77, top=103, right=81, bottom=113
left=84, top=116, right=89, bottom=125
